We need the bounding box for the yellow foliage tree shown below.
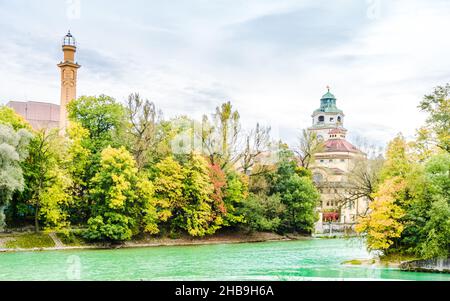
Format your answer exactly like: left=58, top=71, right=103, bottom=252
left=356, top=177, right=406, bottom=251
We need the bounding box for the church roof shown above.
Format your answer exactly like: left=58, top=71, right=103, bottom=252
left=323, top=139, right=361, bottom=153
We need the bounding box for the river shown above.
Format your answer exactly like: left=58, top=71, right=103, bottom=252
left=0, top=238, right=449, bottom=281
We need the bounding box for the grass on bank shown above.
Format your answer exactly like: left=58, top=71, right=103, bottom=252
left=4, top=233, right=55, bottom=249
left=56, top=231, right=88, bottom=246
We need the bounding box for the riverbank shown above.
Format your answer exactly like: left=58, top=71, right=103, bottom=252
left=0, top=231, right=299, bottom=253
left=342, top=253, right=450, bottom=274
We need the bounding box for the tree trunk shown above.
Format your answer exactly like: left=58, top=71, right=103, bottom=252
left=34, top=204, right=39, bottom=233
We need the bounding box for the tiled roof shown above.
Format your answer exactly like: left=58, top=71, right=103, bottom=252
left=323, top=139, right=360, bottom=153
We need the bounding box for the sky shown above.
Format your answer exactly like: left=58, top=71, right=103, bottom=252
left=0, top=0, right=449, bottom=148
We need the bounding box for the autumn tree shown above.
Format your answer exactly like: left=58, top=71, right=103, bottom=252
left=126, top=93, right=161, bottom=170
left=177, top=155, right=221, bottom=237
left=0, top=106, right=32, bottom=131
left=240, top=123, right=271, bottom=175
left=153, top=156, right=185, bottom=225
left=295, top=129, right=324, bottom=169
left=86, top=147, right=158, bottom=241
left=356, top=177, right=406, bottom=252
left=335, top=156, right=383, bottom=215
left=201, top=102, right=241, bottom=170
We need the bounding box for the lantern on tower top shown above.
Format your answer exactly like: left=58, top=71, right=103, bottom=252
left=62, top=30, right=76, bottom=47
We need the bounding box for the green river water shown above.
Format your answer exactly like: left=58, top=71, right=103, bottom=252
left=0, top=238, right=449, bottom=281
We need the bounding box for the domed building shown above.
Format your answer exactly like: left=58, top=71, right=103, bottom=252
left=308, top=89, right=369, bottom=234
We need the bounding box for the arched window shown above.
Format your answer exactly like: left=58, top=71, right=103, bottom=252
left=337, top=116, right=342, bottom=123
left=318, top=116, right=325, bottom=123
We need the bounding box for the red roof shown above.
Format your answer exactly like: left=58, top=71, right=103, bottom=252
left=323, top=139, right=360, bottom=153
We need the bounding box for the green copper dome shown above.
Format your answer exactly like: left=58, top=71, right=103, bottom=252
left=314, top=89, right=343, bottom=114
left=321, top=91, right=336, bottom=100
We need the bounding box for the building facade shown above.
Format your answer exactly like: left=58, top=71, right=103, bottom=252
left=308, top=89, right=369, bottom=233
left=7, top=31, right=80, bottom=132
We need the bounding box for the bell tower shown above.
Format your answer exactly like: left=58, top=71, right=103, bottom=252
left=58, top=31, right=81, bottom=133
left=308, top=87, right=347, bottom=141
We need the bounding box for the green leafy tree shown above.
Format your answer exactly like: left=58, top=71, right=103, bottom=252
left=240, top=193, right=285, bottom=232
left=20, top=130, right=72, bottom=232
left=68, top=95, right=126, bottom=149
left=419, top=83, right=450, bottom=153
left=273, top=145, right=320, bottom=233
left=0, top=124, right=32, bottom=230
left=67, top=95, right=127, bottom=219
left=64, top=122, right=92, bottom=224
left=223, top=171, right=247, bottom=226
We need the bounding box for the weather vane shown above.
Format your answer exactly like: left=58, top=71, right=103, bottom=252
left=326, top=85, right=331, bottom=92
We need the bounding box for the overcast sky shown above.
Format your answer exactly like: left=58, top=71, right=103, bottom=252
left=0, top=0, right=449, bottom=147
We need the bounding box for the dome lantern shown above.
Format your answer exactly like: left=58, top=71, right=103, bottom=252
left=62, top=30, right=76, bottom=47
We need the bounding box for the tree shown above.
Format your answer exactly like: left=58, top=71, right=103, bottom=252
left=0, top=124, right=32, bottom=230
left=410, top=153, right=450, bottom=259
left=240, top=123, right=271, bottom=174
left=201, top=102, right=241, bottom=170
left=86, top=147, right=158, bottom=242
left=67, top=95, right=128, bottom=216
left=279, top=174, right=320, bottom=233
left=335, top=156, right=383, bottom=215
left=273, top=145, right=320, bottom=233
left=20, top=129, right=71, bottom=232
left=356, top=177, right=406, bottom=252
left=419, top=83, right=450, bottom=153
left=153, top=156, right=185, bottom=224
left=177, top=154, right=221, bottom=237
left=380, top=134, right=411, bottom=181
left=68, top=95, right=126, bottom=151
left=419, top=198, right=450, bottom=259
left=240, top=193, right=285, bottom=232
left=126, top=93, right=161, bottom=170
left=208, top=164, right=227, bottom=215
left=223, top=171, right=247, bottom=226
left=295, top=129, right=324, bottom=169
left=64, top=122, right=92, bottom=224
left=0, top=106, right=32, bottom=131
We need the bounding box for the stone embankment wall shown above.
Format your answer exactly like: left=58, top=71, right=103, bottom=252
left=400, top=258, right=450, bottom=273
